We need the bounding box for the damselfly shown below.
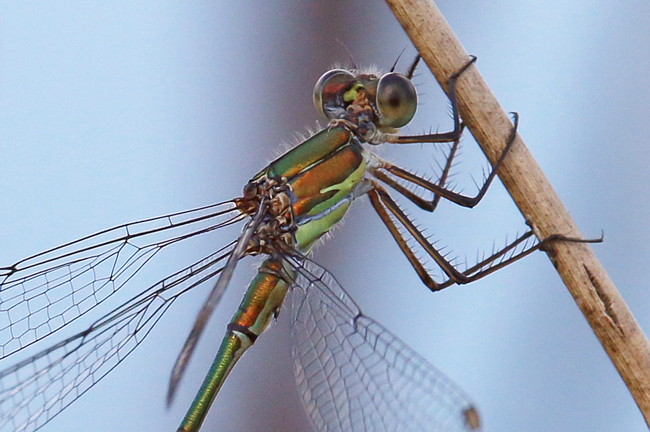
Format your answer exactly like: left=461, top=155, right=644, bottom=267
left=0, top=55, right=558, bottom=432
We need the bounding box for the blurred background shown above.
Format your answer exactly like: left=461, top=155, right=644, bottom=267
left=1, top=1, right=649, bottom=431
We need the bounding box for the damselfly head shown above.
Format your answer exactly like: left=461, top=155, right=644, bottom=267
left=313, top=65, right=417, bottom=131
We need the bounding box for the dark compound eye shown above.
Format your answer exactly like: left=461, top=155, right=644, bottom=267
left=313, top=69, right=356, bottom=120
left=376, top=72, right=417, bottom=128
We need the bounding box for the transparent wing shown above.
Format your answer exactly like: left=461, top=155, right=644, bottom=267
left=286, top=255, right=480, bottom=432
left=0, top=201, right=244, bottom=360
left=0, top=239, right=237, bottom=432
left=0, top=201, right=246, bottom=432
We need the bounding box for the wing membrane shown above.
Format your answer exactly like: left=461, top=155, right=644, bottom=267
left=0, top=240, right=236, bottom=432
left=0, top=201, right=244, bottom=359
left=286, top=255, right=479, bottom=432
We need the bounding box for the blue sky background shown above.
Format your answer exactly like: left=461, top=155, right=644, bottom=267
left=1, top=1, right=649, bottom=431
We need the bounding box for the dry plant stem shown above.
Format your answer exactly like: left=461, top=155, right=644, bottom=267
left=385, top=0, right=650, bottom=425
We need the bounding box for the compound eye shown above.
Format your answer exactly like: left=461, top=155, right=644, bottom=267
left=376, top=72, right=417, bottom=128
left=313, top=69, right=356, bottom=119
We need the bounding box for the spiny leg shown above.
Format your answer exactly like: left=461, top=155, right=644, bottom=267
left=374, top=113, right=519, bottom=211
left=368, top=181, right=602, bottom=292
left=377, top=129, right=463, bottom=214
left=368, top=183, right=469, bottom=291
left=371, top=136, right=460, bottom=212
left=427, top=131, right=461, bottom=212
left=433, top=232, right=604, bottom=290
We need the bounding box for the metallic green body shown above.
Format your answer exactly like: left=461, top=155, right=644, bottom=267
left=178, top=260, right=291, bottom=432
left=178, top=125, right=367, bottom=431
left=253, top=125, right=352, bottom=181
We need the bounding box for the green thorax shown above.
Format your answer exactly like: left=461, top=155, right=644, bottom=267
left=253, top=125, right=368, bottom=252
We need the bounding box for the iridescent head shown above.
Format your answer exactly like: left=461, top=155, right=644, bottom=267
left=313, top=57, right=419, bottom=132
